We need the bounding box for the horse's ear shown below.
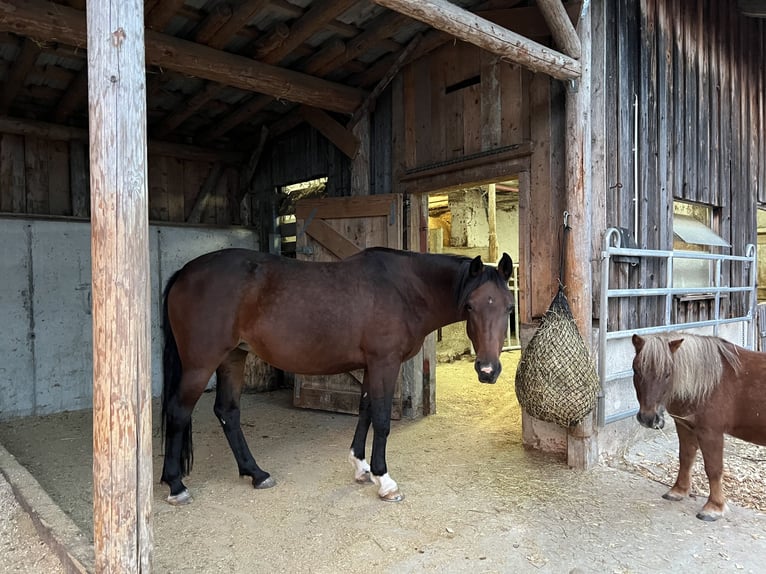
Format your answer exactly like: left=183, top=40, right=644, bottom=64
left=632, top=334, right=645, bottom=352
left=469, top=255, right=483, bottom=277
left=668, top=338, right=684, bottom=354
left=497, top=253, right=513, bottom=282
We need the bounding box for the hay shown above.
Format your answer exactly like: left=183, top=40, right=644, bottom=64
left=514, top=287, right=599, bottom=427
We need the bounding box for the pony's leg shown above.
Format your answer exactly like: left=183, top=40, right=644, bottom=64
left=696, top=431, right=728, bottom=521
left=367, top=363, right=403, bottom=502
left=663, top=420, right=699, bottom=502
left=348, top=371, right=373, bottom=484
left=161, top=367, right=211, bottom=505
left=214, top=349, right=275, bottom=490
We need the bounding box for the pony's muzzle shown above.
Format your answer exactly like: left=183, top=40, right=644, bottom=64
left=475, top=360, right=501, bottom=384
left=636, top=410, right=665, bottom=430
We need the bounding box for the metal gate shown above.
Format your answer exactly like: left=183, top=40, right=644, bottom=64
left=597, top=227, right=757, bottom=426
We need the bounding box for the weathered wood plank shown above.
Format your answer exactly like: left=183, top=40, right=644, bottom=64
left=299, top=106, right=360, bottom=160
left=0, top=133, right=26, bottom=213
left=69, top=140, right=89, bottom=218
left=87, top=0, right=153, bottom=571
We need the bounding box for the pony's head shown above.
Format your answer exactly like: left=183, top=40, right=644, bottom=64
left=631, top=334, right=684, bottom=429
left=461, top=253, right=515, bottom=384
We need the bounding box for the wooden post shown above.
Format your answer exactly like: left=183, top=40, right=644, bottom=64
left=562, top=4, right=597, bottom=470
left=87, top=1, right=153, bottom=571
left=487, top=183, right=498, bottom=263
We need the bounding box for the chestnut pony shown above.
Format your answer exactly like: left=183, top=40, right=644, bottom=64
left=161, top=247, right=514, bottom=505
left=631, top=333, right=766, bottom=521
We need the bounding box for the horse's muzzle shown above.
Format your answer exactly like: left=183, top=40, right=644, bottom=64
left=636, top=410, right=665, bottom=430
left=475, top=360, right=501, bottom=384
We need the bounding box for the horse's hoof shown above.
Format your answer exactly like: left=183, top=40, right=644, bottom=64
left=696, top=511, right=722, bottom=522
left=167, top=489, right=192, bottom=505
left=662, top=491, right=685, bottom=502
left=254, top=476, right=276, bottom=490
left=379, top=489, right=405, bottom=502
left=355, top=472, right=374, bottom=484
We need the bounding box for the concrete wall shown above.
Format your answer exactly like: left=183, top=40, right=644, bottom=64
left=0, top=218, right=258, bottom=420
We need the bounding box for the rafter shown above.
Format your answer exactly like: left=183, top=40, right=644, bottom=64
left=0, top=0, right=366, bottom=115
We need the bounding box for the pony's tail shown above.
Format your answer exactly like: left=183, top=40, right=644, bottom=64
left=161, top=270, right=193, bottom=476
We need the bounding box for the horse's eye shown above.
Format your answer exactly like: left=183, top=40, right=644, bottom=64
left=465, top=304, right=473, bottom=312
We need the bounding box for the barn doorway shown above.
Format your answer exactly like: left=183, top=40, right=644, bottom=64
left=427, top=179, right=521, bottom=362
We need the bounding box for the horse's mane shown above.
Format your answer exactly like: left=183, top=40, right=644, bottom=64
left=359, top=247, right=505, bottom=309
left=639, top=333, right=742, bottom=403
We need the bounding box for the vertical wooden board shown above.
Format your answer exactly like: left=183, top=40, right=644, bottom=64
left=517, top=171, right=532, bottom=324
left=0, top=133, right=26, bottom=213
left=413, top=57, right=432, bottom=167
left=24, top=137, right=49, bottom=215
left=696, top=0, right=710, bottom=205
left=182, top=159, right=204, bottom=220
left=528, top=73, right=556, bottom=317
left=429, top=46, right=447, bottom=164
left=499, top=63, right=523, bottom=146
left=401, top=64, right=418, bottom=171
left=463, top=83, right=482, bottom=156
left=683, top=0, right=698, bottom=200
left=48, top=140, right=71, bottom=216
left=480, top=51, right=502, bottom=150
left=70, top=141, right=90, bottom=218
left=671, top=0, right=685, bottom=202
left=149, top=155, right=168, bottom=221
left=708, top=0, right=720, bottom=205
left=165, top=155, right=185, bottom=222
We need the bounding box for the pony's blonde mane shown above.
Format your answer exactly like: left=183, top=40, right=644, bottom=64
left=638, top=333, right=741, bottom=403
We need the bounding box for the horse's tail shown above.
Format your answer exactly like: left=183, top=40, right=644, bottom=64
left=161, top=269, right=193, bottom=476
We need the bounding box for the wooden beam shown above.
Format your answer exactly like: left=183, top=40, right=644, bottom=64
left=1, top=0, right=367, bottom=114
left=238, top=126, right=268, bottom=203
left=536, top=0, right=581, bottom=59
left=87, top=0, right=152, bottom=570
left=200, top=93, right=272, bottom=142
left=153, top=82, right=224, bottom=138
left=257, top=0, right=358, bottom=65
left=206, top=0, right=270, bottom=50
left=348, top=33, right=422, bottom=128
left=0, top=115, right=244, bottom=163
left=372, top=0, right=581, bottom=80
left=299, top=105, right=359, bottom=159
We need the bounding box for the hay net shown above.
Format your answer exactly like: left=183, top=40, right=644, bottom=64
left=514, top=286, right=599, bottom=427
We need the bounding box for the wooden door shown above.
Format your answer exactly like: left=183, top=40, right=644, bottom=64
left=293, top=193, right=404, bottom=418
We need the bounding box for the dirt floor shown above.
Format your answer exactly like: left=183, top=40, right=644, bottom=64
left=2, top=352, right=766, bottom=573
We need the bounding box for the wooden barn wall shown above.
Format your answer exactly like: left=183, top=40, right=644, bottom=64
left=393, top=39, right=564, bottom=322
left=0, top=132, right=240, bottom=225
left=603, top=0, right=765, bottom=332
left=397, top=40, right=529, bottom=175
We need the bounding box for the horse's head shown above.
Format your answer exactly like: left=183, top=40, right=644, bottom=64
left=464, top=253, right=515, bottom=384
left=631, top=334, right=684, bottom=429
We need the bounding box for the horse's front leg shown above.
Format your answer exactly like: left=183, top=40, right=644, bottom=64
left=348, top=370, right=374, bottom=484
left=696, top=430, right=727, bottom=521
left=663, top=420, right=699, bottom=502
left=367, top=363, right=403, bottom=502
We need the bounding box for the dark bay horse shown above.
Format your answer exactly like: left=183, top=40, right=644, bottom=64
left=161, top=247, right=514, bottom=504
left=631, top=333, right=766, bottom=521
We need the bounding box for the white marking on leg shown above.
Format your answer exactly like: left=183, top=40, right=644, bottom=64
left=348, top=449, right=371, bottom=482
left=372, top=473, right=398, bottom=498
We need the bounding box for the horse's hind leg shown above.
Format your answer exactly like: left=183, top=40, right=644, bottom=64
left=214, top=348, right=275, bottom=490
left=663, top=420, right=698, bottom=503
left=162, top=368, right=211, bottom=505
left=349, top=371, right=374, bottom=484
